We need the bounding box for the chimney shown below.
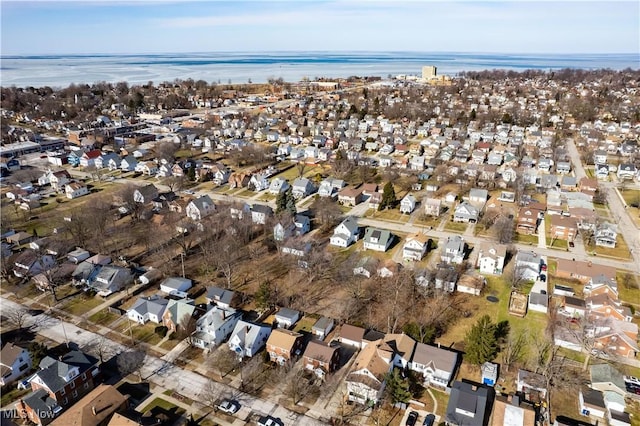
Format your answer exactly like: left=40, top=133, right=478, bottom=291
left=92, top=406, right=97, bottom=416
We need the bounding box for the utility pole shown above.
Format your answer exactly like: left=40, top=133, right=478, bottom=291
left=180, top=253, right=185, bottom=278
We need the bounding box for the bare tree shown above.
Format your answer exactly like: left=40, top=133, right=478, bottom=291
left=506, top=261, right=530, bottom=290
left=493, top=215, right=515, bottom=244
left=500, top=329, right=528, bottom=372
left=5, top=306, right=30, bottom=331
left=163, top=175, right=185, bottom=193
left=155, top=141, right=179, bottom=163
left=207, top=348, right=240, bottom=378
left=177, top=313, right=197, bottom=344
left=116, top=350, right=145, bottom=381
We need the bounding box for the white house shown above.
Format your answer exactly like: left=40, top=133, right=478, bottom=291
left=409, top=342, right=458, bottom=388
left=311, top=317, right=334, bottom=340
left=441, top=236, right=465, bottom=264
left=291, top=177, right=316, bottom=199
left=274, top=308, right=301, bottom=328
left=228, top=320, right=272, bottom=358
left=127, top=295, right=169, bottom=324
left=403, top=233, right=429, bottom=261
left=329, top=217, right=359, bottom=248
left=346, top=339, right=392, bottom=405
left=186, top=195, right=215, bottom=221
left=65, top=182, right=89, bottom=199
left=399, top=194, right=417, bottom=214
left=595, top=222, right=617, bottom=248
left=0, top=343, right=32, bottom=386
left=579, top=389, right=607, bottom=419
left=192, top=306, right=243, bottom=350
left=476, top=242, right=507, bottom=275
left=515, top=250, right=542, bottom=281
left=249, top=173, right=269, bottom=192
left=268, top=177, right=289, bottom=195
left=363, top=228, right=394, bottom=252
left=159, top=277, right=192, bottom=298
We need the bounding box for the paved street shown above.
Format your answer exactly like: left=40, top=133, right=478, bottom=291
left=566, top=138, right=640, bottom=272
left=0, top=298, right=329, bottom=426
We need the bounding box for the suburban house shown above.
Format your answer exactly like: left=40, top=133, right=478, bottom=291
left=19, top=350, right=99, bottom=425
left=127, top=295, right=169, bottom=324
left=205, top=286, right=236, bottom=309
left=589, top=364, right=628, bottom=398
left=516, top=204, right=545, bottom=235
left=363, top=227, right=394, bottom=252
left=159, top=277, right=192, bottom=298
left=337, top=187, right=363, bottom=206
left=133, top=184, right=158, bottom=204
left=0, top=343, right=32, bottom=387
left=424, top=197, right=443, bottom=216
left=249, top=173, right=269, bottom=192
left=345, top=339, right=393, bottom=405
left=515, top=251, right=543, bottom=281
left=13, top=250, right=55, bottom=278
left=441, top=236, right=465, bottom=264
left=162, top=299, right=197, bottom=334
left=250, top=204, right=274, bottom=225
left=402, top=233, right=429, bottom=261
left=79, top=150, right=101, bottom=168
left=445, top=381, right=493, bottom=426
left=456, top=275, right=485, bottom=296
left=274, top=308, right=301, bottom=328
left=266, top=329, right=304, bottom=365
left=64, top=182, right=89, bottom=199
left=228, top=320, right=272, bottom=358
left=339, top=324, right=366, bottom=349
left=291, top=177, right=316, bottom=199
left=410, top=342, right=458, bottom=388
left=549, top=215, right=578, bottom=241
left=617, top=163, right=637, bottom=180
left=86, top=265, right=132, bottom=297
left=399, top=194, right=417, bottom=214
left=595, top=222, right=618, bottom=248
left=329, top=217, right=360, bottom=248
left=47, top=384, right=128, bottom=426
left=311, top=317, right=334, bottom=340
left=268, top=177, right=290, bottom=195
left=491, top=395, right=536, bottom=426
left=516, top=369, right=547, bottom=403
left=528, top=292, right=549, bottom=314
left=381, top=333, right=416, bottom=369
left=186, top=195, right=215, bottom=221
left=318, top=177, right=344, bottom=197
left=481, top=362, right=498, bottom=386
left=468, top=188, right=488, bottom=205
left=303, top=341, right=341, bottom=379
left=293, top=214, right=311, bottom=235
left=453, top=201, right=480, bottom=223
left=273, top=222, right=295, bottom=242
left=191, top=306, right=242, bottom=350
left=476, top=242, right=507, bottom=275
left=579, top=388, right=607, bottom=419
left=555, top=259, right=616, bottom=284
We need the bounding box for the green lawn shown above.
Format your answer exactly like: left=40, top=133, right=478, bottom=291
left=130, top=322, right=164, bottom=346
left=140, top=397, right=185, bottom=414
left=364, top=208, right=408, bottom=222
left=514, top=233, right=538, bottom=245
left=88, top=310, right=121, bottom=326
left=592, top=235, right=632, bottom=259
left=1, top=387, right=30, bottom=407
left=61, top=295, right=104, bottom=316
left=549, top=238, right=568, bottom=250
left=444, top=221, right=468, bottom=233
left=293, top=316, right=317, bottom=333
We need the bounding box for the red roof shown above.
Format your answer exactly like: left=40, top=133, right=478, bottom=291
left=83, top=149, right=102, bottom=159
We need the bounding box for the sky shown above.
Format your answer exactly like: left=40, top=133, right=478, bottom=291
left=1, top=1, right=639, bottom=55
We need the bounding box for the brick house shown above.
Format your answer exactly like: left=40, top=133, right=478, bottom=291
left=549, top=215, right=578, bottom=241
left=266, top=329, right=304, bottom=365
left=303, top=340, right=341, bottom=379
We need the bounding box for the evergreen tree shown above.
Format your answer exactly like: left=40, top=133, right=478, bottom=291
left=464, top=314, right=498, bottom=365
left=285, top=187, right=297, bottom=216
left=380, top=181, right=397, bottom=211
left=187, top=165, right=196, bottom=181
left=255, top=280, right=272, bottom=311
left=384, top=369, right=411, bottom=405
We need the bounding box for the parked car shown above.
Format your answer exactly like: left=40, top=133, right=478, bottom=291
left=258, top=416, right=283, bottom=426
left=423, top=414, right=436, bottom=426
left=540, top=263, right=547, bottom=272
left=539, top=274, right=546, bottom=282
left=624, top=375, right=640, bottom=385
left=216, top=399, right=240, bottom=414
left=406, top=411, right=419, bottom=426
left=569, top=241, right=575, bottom=248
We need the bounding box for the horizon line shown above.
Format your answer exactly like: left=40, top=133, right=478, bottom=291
left=2, top=50, right=640, bottom=58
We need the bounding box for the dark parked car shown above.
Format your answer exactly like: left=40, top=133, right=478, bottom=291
left=423, top=414, right=436, bottom=426
left=569, top=241, right=575, bottom=248
left=539, top=274, right=546, bottom=282
left=406, top=411, right=419, bottom=426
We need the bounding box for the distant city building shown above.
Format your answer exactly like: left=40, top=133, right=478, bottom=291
left=422, top=66, right=437, bottom=79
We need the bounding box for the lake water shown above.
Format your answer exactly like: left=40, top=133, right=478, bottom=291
left=1, top=52, right=638, bottom=88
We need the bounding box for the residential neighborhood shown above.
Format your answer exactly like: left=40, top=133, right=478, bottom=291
left=1, top=67, right=640, bottom=426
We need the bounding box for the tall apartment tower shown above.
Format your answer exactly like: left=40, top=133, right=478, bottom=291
left=422, top=66, right=437, bottom=79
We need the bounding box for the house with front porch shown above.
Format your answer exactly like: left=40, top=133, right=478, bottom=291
left=363, top=228, right=394, bottom=252
left=346, top=339, right=392, bottom=405
left=191, top=306, right=242, bottom=350
left=266, top=329, right=304, bottom=365
left=228, top=320, right=271, bottom=358
left=409, top=343, right=458, bottom=388
left=476, top=242, right=506, bottom=275
left=402, top=233, right=429, bottom=261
